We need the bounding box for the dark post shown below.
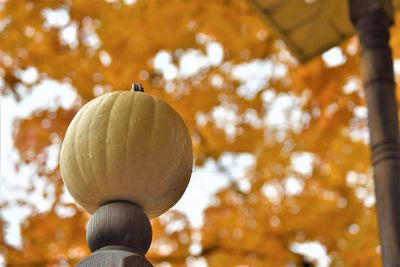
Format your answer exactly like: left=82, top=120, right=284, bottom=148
left=77, top=202, right=153, bottom=267
left=349, top=0, right=400, bottom=266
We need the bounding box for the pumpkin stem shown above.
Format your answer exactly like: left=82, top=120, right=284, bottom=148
left=131, top=83, right=144, bottom=92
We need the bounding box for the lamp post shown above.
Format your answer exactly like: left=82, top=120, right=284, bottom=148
left=250, top=0, right=399, bottom=265
left=59, top=84, right=193, bottom=266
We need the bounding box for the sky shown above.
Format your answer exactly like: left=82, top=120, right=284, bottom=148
left=2, top=3, right=399, bottom=266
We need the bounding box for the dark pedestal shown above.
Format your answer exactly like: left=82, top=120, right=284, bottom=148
left=77, top=202, right=153, bottom=267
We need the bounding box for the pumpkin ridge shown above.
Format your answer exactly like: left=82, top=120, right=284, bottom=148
left=154, top=109, right=182, bottom=201
left=141, top=97, right=157, bottom=214
left=60, top=101, right=94, bottom=207
left=72, top=104, right=91, bottom=191
left=105, top=93, right=123, bottom=194
left=123, top=92, right=136, bottom=184
left=167, top=118, right=193, bottom=212
left=61, top=110, right=89, bottom=206
left=87, top=96, right=108, bottom=205
left=146, top=100, right=191, bottom=218
left=159, top=122, right=192, bottom=214
left=69, top=109, right=99, bottom=210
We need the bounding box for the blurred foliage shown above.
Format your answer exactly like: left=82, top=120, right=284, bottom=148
left=1, top=0, right=400, bottom=266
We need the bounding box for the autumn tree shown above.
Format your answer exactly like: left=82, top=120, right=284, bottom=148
left=1, top=0, right=400, bottom=266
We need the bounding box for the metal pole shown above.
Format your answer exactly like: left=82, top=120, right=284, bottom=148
left=349, top=1, right=400, bottom=266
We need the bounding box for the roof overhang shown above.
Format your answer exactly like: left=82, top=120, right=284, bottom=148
left=249, top=0, right=400, bottom=62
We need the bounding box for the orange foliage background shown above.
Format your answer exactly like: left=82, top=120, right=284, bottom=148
left=1, top=0, right=400, bottom=266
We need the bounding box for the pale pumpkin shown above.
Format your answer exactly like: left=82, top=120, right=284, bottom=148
left=60, top=87, right=193, bottom=218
